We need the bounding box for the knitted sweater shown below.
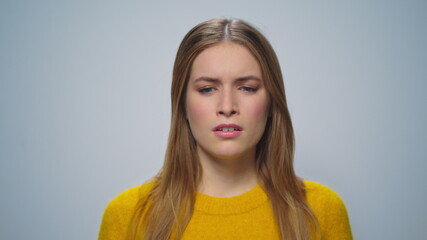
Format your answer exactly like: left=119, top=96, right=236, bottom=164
left=98, top=180, right=352, bottom=239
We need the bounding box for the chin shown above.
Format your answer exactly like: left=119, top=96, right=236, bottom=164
left=211, top=153, right=246, bottom=162
left=211, top=146, right=252, bottom=161
left=197, top=142, right=255, bottom=161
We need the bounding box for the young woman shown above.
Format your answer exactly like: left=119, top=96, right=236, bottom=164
left=98, top=18, right=352, bottom=240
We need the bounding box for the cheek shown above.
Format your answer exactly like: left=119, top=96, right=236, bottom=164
left=186, top=98, right=212, bottom=126
left=253, top=103, right=268, bottom=116
left=248, top=98, right=270, bottom=119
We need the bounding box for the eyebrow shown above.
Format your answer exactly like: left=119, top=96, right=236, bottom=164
left=193, top=75, right=262, bottom=83
left=235, top=75, right=262, bottom=82
left=193, top=76, right=220, bottom=83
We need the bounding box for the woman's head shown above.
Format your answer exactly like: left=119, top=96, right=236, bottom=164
left=185, top=42, right=270, bottom=162
left=170, top=18, right=293, bottom=165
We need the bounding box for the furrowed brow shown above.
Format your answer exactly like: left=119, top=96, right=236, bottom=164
left=235, top=75, right=262, bottom=82
left=193, top=77, right=220, bottom=83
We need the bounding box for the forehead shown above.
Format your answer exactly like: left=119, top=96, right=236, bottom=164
left=190, top=42, right=262, bottom=81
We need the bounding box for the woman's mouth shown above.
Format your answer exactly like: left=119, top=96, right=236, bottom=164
left=212, top=124, right=243, bottom=138
left=215, top=128, right=241, bottom=131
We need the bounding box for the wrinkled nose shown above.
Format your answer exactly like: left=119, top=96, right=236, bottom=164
left=217, top=90, right=238, bottom=117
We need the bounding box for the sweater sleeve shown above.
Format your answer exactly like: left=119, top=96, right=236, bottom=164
left=305, top=181, right=353, bottom=240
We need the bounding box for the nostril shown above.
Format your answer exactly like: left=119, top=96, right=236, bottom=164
left=218, top=110, right=237, bottom=116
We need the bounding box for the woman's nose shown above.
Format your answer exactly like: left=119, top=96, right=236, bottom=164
left=217, top=90, right=238, bottom=117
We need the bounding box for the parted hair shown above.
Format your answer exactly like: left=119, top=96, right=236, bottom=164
left=127, top=18, right=319, bottom=240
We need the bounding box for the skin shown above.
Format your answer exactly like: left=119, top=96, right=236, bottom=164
left=185, top=42, right=270, bottom=197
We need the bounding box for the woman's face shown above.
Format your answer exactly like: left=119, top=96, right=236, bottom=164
left=185, top=42, right=270, bottom=161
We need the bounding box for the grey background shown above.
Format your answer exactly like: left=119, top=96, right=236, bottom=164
left=1, top=0, right=426, bottom=239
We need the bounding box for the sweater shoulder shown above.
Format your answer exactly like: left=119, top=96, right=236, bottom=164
left=303, top=180, right=353, bottom=240
left=108, top=181, right=154, bottom=209
left=304, top=180, right=342, bottom=203
left=98, top=181, right=154, bottom=240
left=303, top=180, right=347, bottom=215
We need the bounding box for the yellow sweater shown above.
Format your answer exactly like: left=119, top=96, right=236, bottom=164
left=98, top=180, right=352, bottom=239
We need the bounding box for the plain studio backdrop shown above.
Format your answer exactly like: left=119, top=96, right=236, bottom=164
left=1, top=0, right=426, bottom=239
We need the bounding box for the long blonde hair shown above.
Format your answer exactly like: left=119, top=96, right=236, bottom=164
left=128, top=18, right=319, bottom=240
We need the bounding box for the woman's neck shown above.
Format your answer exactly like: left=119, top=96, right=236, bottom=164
left=197, top=147, right=259, bottom=198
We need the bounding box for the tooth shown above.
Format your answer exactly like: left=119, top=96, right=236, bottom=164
left=217, top=127, right=240, bottom=131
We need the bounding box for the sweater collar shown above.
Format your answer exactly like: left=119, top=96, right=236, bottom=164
left=194, top=184, right=269, bottom=215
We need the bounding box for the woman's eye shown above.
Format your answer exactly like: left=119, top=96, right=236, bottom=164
left=241, top=86, right=258, bottom=92
left=198, top=87, right=215, bottom=94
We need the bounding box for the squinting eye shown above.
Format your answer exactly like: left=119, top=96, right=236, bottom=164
left=198, top=87, right=215, bottom=94
left=241, top=86, right=258, bottom=92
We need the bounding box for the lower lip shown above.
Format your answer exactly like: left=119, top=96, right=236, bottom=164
left=213, top=131, right=242, bottom=139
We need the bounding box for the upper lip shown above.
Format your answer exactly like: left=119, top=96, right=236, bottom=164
left=212, top=123, right=243, bottom=131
